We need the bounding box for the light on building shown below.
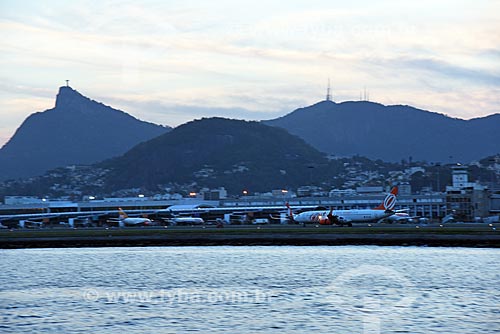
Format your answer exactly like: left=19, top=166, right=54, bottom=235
left=189, top=192, right=197, bottom=197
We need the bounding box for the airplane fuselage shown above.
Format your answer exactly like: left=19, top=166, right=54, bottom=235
left=293, top=209, right=393, bottom=224
left=122, top=217, right=152, bottom=226
left=170, top=217, right=204, bottom=225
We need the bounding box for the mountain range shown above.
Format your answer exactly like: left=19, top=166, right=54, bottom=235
left=1, top=87, right=498, bottom=187
left=90, top=113, right=500, bottom=194
left=264, top=100, right=500, bottom=163
left=1, top=115, right=497, bottom=197
left=0, top=87, right=169, bottom=181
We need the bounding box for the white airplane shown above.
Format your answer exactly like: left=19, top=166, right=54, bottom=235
left=289, top=187, right=398, bottom=226
left=385, top=211, right=420, bottom=223
left=18, top=220, right=45, bottom=228
left=108, top=208, right=153, bottom=227
left=166, top=216, right=205, bottom=225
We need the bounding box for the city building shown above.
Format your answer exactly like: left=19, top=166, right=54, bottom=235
left=445, top=165, right=489, bottom=220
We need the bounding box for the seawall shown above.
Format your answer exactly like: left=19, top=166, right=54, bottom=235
left=1, top=227, right=499, bottom=248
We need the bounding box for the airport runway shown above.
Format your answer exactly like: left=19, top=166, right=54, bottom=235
left=0, top=223, right=498, bottom=248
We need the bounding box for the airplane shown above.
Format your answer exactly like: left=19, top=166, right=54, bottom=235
left=165, top=216, right=205, bottom=225
left=386, top=212, right=412, bottom=222
left=156, top=207, right=205, bottom=225
left=18, top=219, right=45, bottom=228
left=385, top=211, right=420, bottom=223
left=288, top=187, right=398, bottom=226
left=108, top=208, right=153, bottom=227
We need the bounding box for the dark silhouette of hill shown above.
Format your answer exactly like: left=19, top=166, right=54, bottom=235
left=101, top=117, right=338, bottom=193
left=263, top=100, right=500, bottom=163
left=0, top=86, right=169, bottom=180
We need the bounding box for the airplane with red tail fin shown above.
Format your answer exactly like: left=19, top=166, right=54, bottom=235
left=289, top=187, right=398, bottom=226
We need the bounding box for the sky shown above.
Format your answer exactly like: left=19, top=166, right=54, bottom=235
left=1, top=0, right=499, bottom=147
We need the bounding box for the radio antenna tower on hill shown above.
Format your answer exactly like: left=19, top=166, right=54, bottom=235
left=361, top=86, right=369, bottom=101
left=326, top=78, right=332, bottom=101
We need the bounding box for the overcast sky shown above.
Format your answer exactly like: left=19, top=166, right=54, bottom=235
left=1, top=0, right=499, bottom=147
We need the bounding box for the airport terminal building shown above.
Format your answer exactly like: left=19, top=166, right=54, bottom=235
left=1, top=166, right=498, bottom=225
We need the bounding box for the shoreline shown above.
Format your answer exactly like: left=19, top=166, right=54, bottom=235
left=1, top=229, right=499, bottom=248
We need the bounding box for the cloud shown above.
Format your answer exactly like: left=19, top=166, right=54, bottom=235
left=97, top=94, right=291, bottom=128
left=479, top=48, right=500, bottom=59
left=0, top=79, right=55, bottom=99
left=369, top=56, right=500, bottom=86
left=1, top=0, right=500, bottom=147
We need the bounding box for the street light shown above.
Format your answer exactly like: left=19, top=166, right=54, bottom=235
left=489, top=158, right=497, bottom=189
left=88, top=196, right=96, bottom=213
left=307, top=165, right=315, bottom=184
left=436, top=163, right=441, bottom=193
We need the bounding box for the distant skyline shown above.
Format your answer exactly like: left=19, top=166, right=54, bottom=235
left=1, top=0, right=499, bottom=147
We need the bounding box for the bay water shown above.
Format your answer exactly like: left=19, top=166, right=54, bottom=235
left=1, top=246, right=498, bottom=333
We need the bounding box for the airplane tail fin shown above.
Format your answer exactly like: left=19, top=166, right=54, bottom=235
left=118, top=207, right=128, bottom=219
left=374, top=187, right=398, bottom=211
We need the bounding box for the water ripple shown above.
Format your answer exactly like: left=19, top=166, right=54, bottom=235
left=0, top=246, right=498, bottom=333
